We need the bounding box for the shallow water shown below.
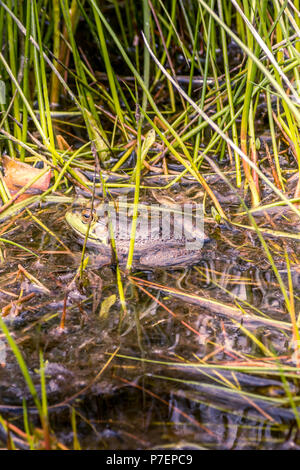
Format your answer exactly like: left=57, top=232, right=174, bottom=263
left=0, top=184, right=299, bottom=450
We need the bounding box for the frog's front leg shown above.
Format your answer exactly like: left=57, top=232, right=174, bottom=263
left=139, top=247, right=201, bottom=268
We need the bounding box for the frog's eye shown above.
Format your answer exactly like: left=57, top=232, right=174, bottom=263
left=81, top=209, right=95, bottom=224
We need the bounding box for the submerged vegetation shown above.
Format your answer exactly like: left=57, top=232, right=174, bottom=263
left=0, top=0, right=299, bottom=450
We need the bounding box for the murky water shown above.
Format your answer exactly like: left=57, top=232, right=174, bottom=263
left=0, top=181, right=299, bottom=449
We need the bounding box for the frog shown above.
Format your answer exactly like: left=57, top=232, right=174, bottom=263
left=65, top=201, right=209, bottom=268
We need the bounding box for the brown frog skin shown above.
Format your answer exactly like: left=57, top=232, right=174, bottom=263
left=65, top=203, right=209, bottom=268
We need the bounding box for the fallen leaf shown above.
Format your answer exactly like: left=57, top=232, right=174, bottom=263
left=2, top=155, right=51, bottom=199
left=56, top=135, right=72, bottom=151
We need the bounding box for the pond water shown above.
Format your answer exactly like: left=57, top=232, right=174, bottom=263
left=0, top=177, right=299, bottom=450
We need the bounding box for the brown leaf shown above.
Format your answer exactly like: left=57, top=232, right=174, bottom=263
left=56, top=135, right=72, bottom=151
left=2, top=155, right=51, bottom=194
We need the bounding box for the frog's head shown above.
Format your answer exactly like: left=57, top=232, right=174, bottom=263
left=65, top=206, right=108, bottom=246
